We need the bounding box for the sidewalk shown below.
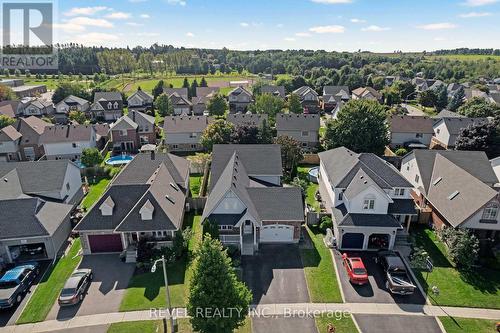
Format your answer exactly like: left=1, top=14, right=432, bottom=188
left=2, top=303, right=499, bottom=333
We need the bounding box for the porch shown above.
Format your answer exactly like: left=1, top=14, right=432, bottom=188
left=218, top=218, right=258, bottom=256
left=121, top=231, right=175, bottom=263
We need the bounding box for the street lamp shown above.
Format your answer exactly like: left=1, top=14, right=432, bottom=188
left=151, top=255, right=175, bottom=333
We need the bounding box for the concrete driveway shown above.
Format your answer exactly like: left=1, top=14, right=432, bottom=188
left=253, top=316, right=317, bottom=333
left=354, top=314, right=442, bottom=333
left=242, top=245, right=309, bottom=305
left=47, top=254, right=134, bottom=320
left=334, top=251, right=426, bottom=305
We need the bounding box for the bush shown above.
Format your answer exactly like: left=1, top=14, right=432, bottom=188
left=436, top=226, right=479, bottom=270
left=395, top=147, right=408, bottom=156
left=319, top=216, right=333, bottom=234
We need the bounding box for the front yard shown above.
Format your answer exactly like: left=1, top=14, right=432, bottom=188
left=300, top=226, right=343, bottom=303
left=315, top=314, right=359, bottom=333
left=17, top=239, right=82, bottom=324
left=119, top=214, right=202, bottom=311
left=412, top=226, right=500, bottom=309
left=107, top=318, right=251, bottom=333
left=439, top=317, right=498, bottom=333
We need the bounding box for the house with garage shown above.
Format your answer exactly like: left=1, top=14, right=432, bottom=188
left=292, top=86, right=320, bottom=114
left=22, top=98, right=54, bottom=117
left=322, top=86, right=350, bottom=115
left=389, top=115, right=436, bottom=149
left=0, top=100, right=23, bottom=118
left=227, top=113, right=268, bottom=128
left=73, top=152, right=189, bottom=262
left=401, top=150, right=500, bottom=252
left=14, top=116, right=52, bottom=161
left=203, top=144, right=304, bottom=255
left=431, top=117, right=489, bottom=149
left=90, top=92, right=123, bottom=122
left=228, top=86, right=253, bottom=113
left=110, top=110, right=156, bottom=152
left=54, top=95, right=91, bottom=124
left=39, top=124, right=97, bottom=161
left=318, top=147, right=416, bottom=250
left=352, top=87, right=383, bottom=102
left=127, top=89, right=153, bottom=113
left=163, top=115, right=213, bottom=152
left=169, top=92, right=193, bottom=115
left=0, top=125, right=22, bottom=162
left=276, top=113, right=320, bottom=151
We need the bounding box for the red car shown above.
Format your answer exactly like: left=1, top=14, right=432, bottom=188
left=342, top=253, right=369, bottom=285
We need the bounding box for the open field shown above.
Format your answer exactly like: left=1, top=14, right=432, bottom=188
left=428, top=54, right=500, bottom=61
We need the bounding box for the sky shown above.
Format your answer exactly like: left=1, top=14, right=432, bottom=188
left=49, top=0, right=500, bottom=52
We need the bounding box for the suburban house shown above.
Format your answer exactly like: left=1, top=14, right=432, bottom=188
left=352, top=87, right=383, bottom=102
left=322, top=86, right=350, bottom=115
left=447, top=83, right=464, bottom=98
left=14, top=116, right=52, bottom=161
left=203, top=144, right=304, bottom=255
left=92, top=123, right=111, bottom=150
left=127, top=89, right=153, bottom=113
left=260, top=85, right=286, bottom=99
left=389, top=115, right=436, bottom=149
left=73, top=152, right=189, bottom=262
left=275, top=113, right=320, bottom=150
left=401, top=150, right=499, bottom=251
left=431, top=117, right=489, bottom=149
left=0, top=160, right=83, bottom=264
left=192, top=87, right=219, bottom=115
left=54, top=95, right=91, bottom=124
left=196, top=87, right=219, bottom=98
left=0, top=101, right=22, bottom=118
left=22, top=98, right=54, bottom=117
left=111, top=110, right=156, bottom=152
left=0, top=125, right=22, bottom=162
left=318, top=147, right=416, bottom=250
left=228, top=86, right=253, bottom=113
left=292, top=86, right=320, bottom=114
left=169, top=92, right=192, bottom=115
left=412, top=78, right=436, bottom=93
left=163, top=88, right=188, bottom=99
left=227, top=113, right=268, bottom=128
left=492, top=157, right=500, bottom=185
left=90, top=92, right=124, bottom=122
left=39, top=124, right=97, bottom=161
left=163, top=116, right=213, bottom=152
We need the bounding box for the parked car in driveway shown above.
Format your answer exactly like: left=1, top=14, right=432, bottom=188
left=0, top=263, right=39, bottom=309
left=342, top=253, right=369, bottom=285
left=58, top=269, right=93, bottom=306
left=375, top=250, right=416, bottom=295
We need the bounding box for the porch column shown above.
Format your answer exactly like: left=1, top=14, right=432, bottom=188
left=121, top=233, right=128, bottom=249
left=253, top=222, right=257, bottom=246
left=239, top=225, right=243, bottom=250
left=406, top=215, right=412, bottom=232
left=389, top=230, right=397, bottom=249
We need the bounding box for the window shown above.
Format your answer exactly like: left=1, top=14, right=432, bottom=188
left=415, top=174, right=420, bottom=183
left=219, top=225, right=232, bottom=230
left=172, top=144, right=179, bottom=149
left=338, top=191, right=343, bottom=200
left=394, top=188, right=405, bottom=196
left=66, top=182, right=70, bottom=191
left=121, top=130, right=127, bottom=136
left=436, top=129, right=440, bottom=134
left=190, top=144, right=197, bottom=149
left=302, top=142, right=308, bottom=147
left=483, top=204, right=498, bottom=220
left=416, top=133, right=423, bottom=138
left=363, top=197, right=375, bottom=210
left=72, top=143, right=77, bottom=148
left=189, top=132, right=197, bottom=138
left=113, top=102, right=119, bottom=109
left=107, top=102, right=112, bottom=109
left=301, top=131, right=309, bottom=137
left=406, top=165, right=410, bottom=171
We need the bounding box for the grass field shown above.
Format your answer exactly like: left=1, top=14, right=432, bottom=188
left=438, top=317, right=498, bottom=333
left=81, top=177, right=112, bottom=210
left=107, top=318, right=251, bottom=333
left=315, top=314, right=359, bottom=333
left=428, top=54, right=500, bottom=61
left=17, top=239, right=82, bottom=324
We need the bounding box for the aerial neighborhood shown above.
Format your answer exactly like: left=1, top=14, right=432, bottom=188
left=0, top=43, right=499, bottom=333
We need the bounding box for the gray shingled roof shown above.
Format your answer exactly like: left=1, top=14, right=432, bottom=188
left=0, top=125, right=22, bottom=142
left=323, top=86, right=350, bottom=98
left=94, top=91, right=122, bottom=102
left=276, top=113, right=320, bottom=131
left=434, top=117, right=489, bottom=136
left=332, top=204, right=401, bottom=228
left=227, top=114, right=268, bottom=127
left=163, top=116, right=213, bottom=134
left=261, top=85, right=285, bottom=98
left=39, top=125, right=94, bottom=144
left=164, top=88, right=188, bottom=99
left=388, top=199, right=417, bottom=215
left=434, top=110, right=465, bottom=119
left=390, top=115, right=435, bottom=134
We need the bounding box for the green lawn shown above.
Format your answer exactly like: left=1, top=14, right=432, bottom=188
left=315, top=314, right=359, bottom=333
left=108, top=318, right=251, bottom=333
left=297, top=165, right=320, bottom=212
left=189, top=174, right=203, bottom=198
left=81, top=177, right=112, bottom=210
left=412, top=226, right=500, bottom=309
left=119, top=215, right=202, bottom=311
left=439, top=317, right=498, bottom=333
left=16, top=239, right=82, bottom=324
left=300, top=226, right=342, bottom=303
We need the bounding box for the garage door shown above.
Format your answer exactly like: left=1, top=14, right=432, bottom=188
left=260, top=225, right=294, bottom=243
left=88, top=234, right=123, bottom=253
left=341, top=233, right=364, bottom=249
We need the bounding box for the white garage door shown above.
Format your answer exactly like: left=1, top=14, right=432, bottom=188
left=260, top=225, right=294, bottom=243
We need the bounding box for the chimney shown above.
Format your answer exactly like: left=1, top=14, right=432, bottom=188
left=151, top=150, right=155, bottom=160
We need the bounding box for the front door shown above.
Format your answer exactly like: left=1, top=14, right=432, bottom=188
left=243, top=220, right=253, bottom=234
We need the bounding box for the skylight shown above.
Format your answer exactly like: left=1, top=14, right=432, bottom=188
left=169, top=182, right=179, bottom=191
left=448, top=191, right=460, bottom=200
left=166, top=195, right=175, bottom=204
left=432, top=177, right=442, bottom=186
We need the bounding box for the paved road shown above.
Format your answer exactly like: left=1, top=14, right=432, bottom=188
left=242, top=244, right=309, bottom=305
left=46, top=255, right=134, bottom=321
left=354, top=314, right=442, bottom=333
left=334, top=251, right=426, bottom=305
left=252, top=316, right=317, bottom=333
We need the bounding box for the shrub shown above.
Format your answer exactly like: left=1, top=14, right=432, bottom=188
left=395, top=147, right=408, bottom=156
left=436, top=226, right=479, bottom=270
left=319, top=216, right=333, bottom=234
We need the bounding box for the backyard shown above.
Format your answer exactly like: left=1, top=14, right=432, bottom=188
left=439, top=317, right=498, bottom=333
left=189, top=174, right=203, bottom=198
left=16, top=239, right=82, bottom=324
left=297, top=165, right=320, bottom=212
left=81, top=177, right=112, bottom=210
left=411, top=226, right=500, bottom=309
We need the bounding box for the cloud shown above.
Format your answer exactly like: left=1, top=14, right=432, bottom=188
left=361, top=25, right=390, bottom=32
left=311, top=0, right=352, bottom=3
left=350, top=18, right=366, bottom=23
left=53, top=22, right=86, bottom=33
left=309, top=25, right=345, bottom=33
left=240, top=22, right=249, bottom=27
left=186, top=32, right=195, bottom=37
left=284, top=37, right=296, bottom=42
left=167, top=0, right=187, bottom=5
left=105, top=12, right=131, bottom=19
left=67, top=17, right=114, bottom=28
left=459, top=11, right=492, bottom=17
left=135, top=32, right=160, bottom=37
left=75, top=32, right=119, bottom=45
left=417, top=22, right=458, bottom=30
left=64, top=6, right=109, bottom=16
left=140, top=14, right=150, bottom=18
left=126, top=22, right=144, bottom=26
left=295, top=32, right=312, bottom=37
left=434, top=37, right=446, bottom=41
left=462, top=0, right=498, bottom=6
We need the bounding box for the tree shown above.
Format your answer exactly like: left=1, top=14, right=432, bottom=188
left=275, top=135, right=304, bottom=179
left=200, top=77, right=208, bottom=87
left=190, top=79, right=199, bottom=97
left=257, top=119, right=274, bottom=144
left=447, top=87, right=465, bottom=111
left=457, top=97, right=499, bottom=118
left=182, top=77, right=190, bottom=93
left=202, top=219, right=219, bottom=240
left=154, top=93, right=173, bottom=116
left=287, top=93, right=303, bottom=114
left=52, top=82, right=89, bottom=104
left=81, top=148, right=103, bottom=167
left=68, top=111, right=87, bottom=124
left=249, top=93, right=284, bottom=120
left=230, top=125, right=260, bottom=144
left=455, top=120, right=500, bottom=158
left=0, top=85, right=16, bottom=102
left=187, top=237, right=252, bottom=333
left=393, top=81, right=415, bottom=101
left=438, top=227, right=479, bottom=270
left=206, top=93, right=228, bottom=116
left=200, top=119, right=234, bottom=151
left=435, top=85, right=448, bottom=111
left=152, top=80, right=165, bottom=100
left=418, top=90, right=437, bottom=108
left=251, top=80, right=266, bottom=96
left=323, top=100, right=389, bottom=155
left=0, top=115, right=15, bottom=129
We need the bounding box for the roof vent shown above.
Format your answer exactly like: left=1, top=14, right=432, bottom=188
left=3, top=178, right=7, bottom=182
left=170, top=182, right=179, bottom=191
left=448, top=191, right=460, bottom=200
left=432, top=177, right=442, bottom=186
left=166, top=195, right=175, bottom=204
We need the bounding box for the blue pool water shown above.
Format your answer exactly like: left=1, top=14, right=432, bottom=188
left=105, top=154, right=134, bottom=165
left=308, top=167, right=319, bottom=183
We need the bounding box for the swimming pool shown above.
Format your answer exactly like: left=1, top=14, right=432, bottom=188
left=308, top=167, right=319, bottom=183
left=105, top=154, right=134, bottom=165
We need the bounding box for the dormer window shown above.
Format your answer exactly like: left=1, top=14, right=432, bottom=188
left=363, top=195, right=375, bottom=210
left=99, top=196, right=115, bottom=216
left=113, top=102, right=119, bottom=109
left=107, top=102, right=112, bottom=109
left=139, top=199, right=154, bottom=220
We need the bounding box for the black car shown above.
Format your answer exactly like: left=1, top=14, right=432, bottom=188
left=375, top=250, right=416, bottom=295
left=58, top=269, right=93, bottom=306
left=0, top=263, right=39, bottom=309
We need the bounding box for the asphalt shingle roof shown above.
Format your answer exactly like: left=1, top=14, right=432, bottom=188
left=332, top=204, right=401, bottom=228
left=390, top=115, right=435, bottom=134
left=163, top=116, right=213, bottom=134
left=276, top=113, right=320, bottom=131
